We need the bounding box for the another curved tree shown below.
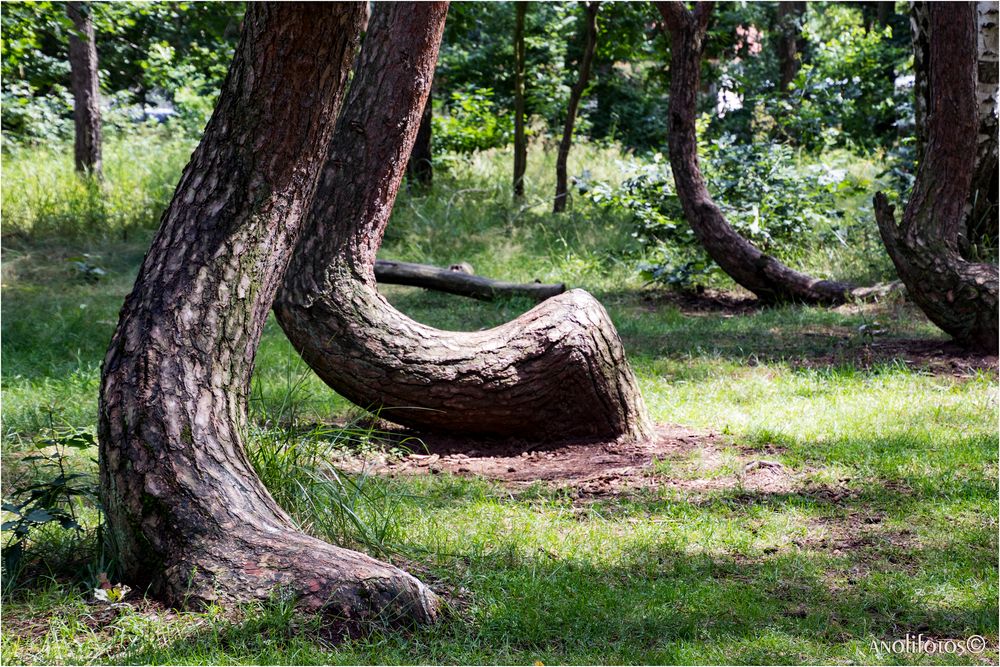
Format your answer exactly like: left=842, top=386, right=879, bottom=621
left=274, top=3, right=652, bottom=443
left=873, top=2, right=998, bottom=351
left=99, top=3, right=438, bottom=622
left=553, top=1, right=600, bottom=213
left=67, top=1, right=102, bottom=177
left=656, top=1, right=875, bottom=305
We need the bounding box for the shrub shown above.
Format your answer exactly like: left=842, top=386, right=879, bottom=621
left=583, top=132, right=857, bottom=288
left=433, top=87, right=513, bottom=154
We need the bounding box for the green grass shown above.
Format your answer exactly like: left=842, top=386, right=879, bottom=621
left=2, top=136, right=997, bottom=665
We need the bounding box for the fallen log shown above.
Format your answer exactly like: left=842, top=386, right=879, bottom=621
left=373, top=259, right=566, bottom=301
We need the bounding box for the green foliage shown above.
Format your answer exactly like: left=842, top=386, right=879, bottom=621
left=1, top=1, right=243, bottom=146
left=776, top=6, right=910, bottom=150
left=707, top=2, right=911, bottom=152
left=433, top=87, right=513, bottom=154
left=583, top=129, right=874, bottom=288
left=2, top=425, right=99, bottom=595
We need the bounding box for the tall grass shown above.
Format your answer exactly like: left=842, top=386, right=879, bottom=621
left=2, top=131, right=195, bottom=241
left=247, top=418, right=417, bottom=556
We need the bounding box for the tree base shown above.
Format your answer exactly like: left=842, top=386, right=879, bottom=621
left=158, top=531, right=439, bottom=624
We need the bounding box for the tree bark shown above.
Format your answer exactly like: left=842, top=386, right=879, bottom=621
left=274, top=3, right=652, bottom=443
left=965, top=0, right=999, bottom=256
left=513, top=1, right=528, bottom=199
left=553, top=2, right=600, bottom=213
left=656, top=1, right=869, bottom=305
left=862, top=2, right=894, bottom=32
left=873, top=2, right=998, bottom=352
left=776, top=1, right=806, bottom=94
left=374, top=259, right=566, bottom=301
left=98, top=3, right=438, bottom=623
left=910, top=2, right=931, bottom=157
left=406, top=90, right=434, bottom=188
left=67, top=2, right=102, bottom=177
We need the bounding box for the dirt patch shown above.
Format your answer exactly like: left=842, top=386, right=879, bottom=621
left=342, top=425, right=803, bottom=498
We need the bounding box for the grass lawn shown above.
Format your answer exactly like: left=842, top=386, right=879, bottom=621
left=1, top=139, right=997, bottom=664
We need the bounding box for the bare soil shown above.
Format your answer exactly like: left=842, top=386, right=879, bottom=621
left=341, top=425, right=802, bottom=498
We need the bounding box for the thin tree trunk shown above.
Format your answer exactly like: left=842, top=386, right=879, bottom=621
left=877, top=1, right=894, bottom=27
left=656, top=1, right=867, bottom=305
left=776, top=1, right=806, bottom=94
left=406, top=90, right=434, bottom=187
left=553, top=1, right=600, bottom=213
left=513, top=1, right=528, bottom=198
left=910, top=2, right=931, bottom=156
left=863, top=1, right=894, bottom=32
left=275, top=3, right=652, bottom=443
left=965, top=0, right=999, bottom=256
left=874, top=2, right=998, bottom=352
left=67, top=1, right=102, bottom=177
left=98, top=2, right=438, bottom=622
left=913, top=1, right=998, bottom=257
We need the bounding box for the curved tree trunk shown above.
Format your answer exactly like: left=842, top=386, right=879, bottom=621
left=67, top=1, right=102, bottom=177
left=513, top=1, right=528, bottom=199
left=275, top=3, right=652, bottom=443
left=873, top=2, right=998, bottom=352
left=98, top=3, right=438, bottom=622
left=656, top=1, right=868, bottom=305
left=553, top=1, right=600, bottom=213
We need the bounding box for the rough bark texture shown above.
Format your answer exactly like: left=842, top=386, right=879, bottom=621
left=874, top=2, right=999, bottom=352
left=98, top=3, right=438, bottom=622
left=406, top=91, right=433, bottom=188
left=67, top=2, right=102, bottom=177
left=657, top=1, right=867, bottom=305
left=553, top=1, right=600, bottom=213
left=275, top=3, right=652, bottom=443
left=910, top=2, right=931, bottom=157
left=513, top=1, right=528, bottom=198
left=776, top=1, right=806, bottom=94
left=374, top=259, right=566, bottom=301
left=966, top=0, right=999, bottom=255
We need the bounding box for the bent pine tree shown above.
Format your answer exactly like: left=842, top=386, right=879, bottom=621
left=98, top=2, right=438, bottom=622
left=275, top=2, right=652, bottom=443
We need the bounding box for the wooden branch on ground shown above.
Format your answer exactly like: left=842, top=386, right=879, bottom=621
left=374, top=260, right=566, bottom=301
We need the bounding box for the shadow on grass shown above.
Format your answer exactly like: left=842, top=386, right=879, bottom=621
left=113, top=541, right=998, bottom=665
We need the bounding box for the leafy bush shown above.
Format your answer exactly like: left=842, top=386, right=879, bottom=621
left=433, top=87, right=513, bottom=154
left=1, top=81, right=74, bottom=147
left=2, top=426, right=99, bottom=594
left=768, top=6, right=910, bottom=150
left=583, top=132, right=855, bottom=288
